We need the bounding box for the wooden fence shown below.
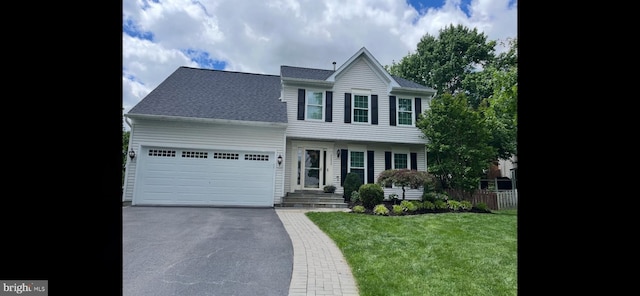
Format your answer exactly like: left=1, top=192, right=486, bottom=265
left=444, top=189, right=518, bottom=211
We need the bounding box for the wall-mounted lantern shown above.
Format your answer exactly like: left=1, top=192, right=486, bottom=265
left=336, top=149, right=341, bottom=158
left=277, top=155, right=283, bottom=167
left=128, top=150, right=136, bottom=160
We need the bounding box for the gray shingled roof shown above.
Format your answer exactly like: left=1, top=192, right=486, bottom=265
left=282, top=65, right=433, bottom=91
left=281, top=66, right=334, bottom=80
left=128, top=67, right=287, bottom=123
left=391, top=75, right=433, bottom=90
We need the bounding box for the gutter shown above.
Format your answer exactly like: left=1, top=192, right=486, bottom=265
left=125, top=113, right=288, bottom=128
left=124, top=115, right=132, bottom=129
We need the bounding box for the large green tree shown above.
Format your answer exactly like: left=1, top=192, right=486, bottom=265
left=389, top=27, right=517, bottom=169
left=416, top=92, right=494, bottom=192
left=479, top=65, right=518, bottom=160
left=387, top=24, right=496, bottom=97
left=462, top=37, right=517, bottom=109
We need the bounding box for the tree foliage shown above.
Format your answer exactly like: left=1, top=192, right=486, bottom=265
left=387, top=26, right=517, bottom=187
left=376, top=169, right=434, bottom=200
left=387, top=24, right=496, bottom=97
left=416, top=92, right=494, bottom=192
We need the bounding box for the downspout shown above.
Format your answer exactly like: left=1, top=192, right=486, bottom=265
left=123, top=116, right=134, bottom=202
left=280, top=130, right=287, bottom=206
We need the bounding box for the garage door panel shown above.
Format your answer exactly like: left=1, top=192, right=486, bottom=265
left=136, top=147, right=275, bottom=206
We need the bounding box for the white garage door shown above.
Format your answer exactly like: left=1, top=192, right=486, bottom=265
left=134, top=147, right=275, bottom=207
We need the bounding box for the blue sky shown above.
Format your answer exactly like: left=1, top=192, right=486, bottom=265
left=122, top=0, right=517, bottom=130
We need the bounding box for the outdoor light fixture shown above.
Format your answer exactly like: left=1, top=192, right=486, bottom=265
left=277, top=155, right=283, bottom=167
left=336, top=149, right=341, bottom=157
left=128, top=150, right=136, bottom=160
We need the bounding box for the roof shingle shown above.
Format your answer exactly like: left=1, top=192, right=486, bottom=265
left=128, top=67, right=287, bottom=123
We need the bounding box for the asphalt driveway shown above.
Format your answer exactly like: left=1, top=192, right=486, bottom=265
left=123, top=206, right=293, bottom=296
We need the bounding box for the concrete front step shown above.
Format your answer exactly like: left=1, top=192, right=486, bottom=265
left=281, top=190, right=348, bottom=208
left=278, top=202, right=349, bottom=208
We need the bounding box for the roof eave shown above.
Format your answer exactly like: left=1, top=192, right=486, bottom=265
left=390, top=86, right=437, bottom=96
left=281, top=77, right=334, bottom=87
left=124, top=113, right=288, bottom=128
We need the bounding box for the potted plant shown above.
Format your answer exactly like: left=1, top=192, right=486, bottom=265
left=323, top=185, right=336, bottom=193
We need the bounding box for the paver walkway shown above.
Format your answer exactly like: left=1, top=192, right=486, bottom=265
left=275, top=208, right=359, bottom=296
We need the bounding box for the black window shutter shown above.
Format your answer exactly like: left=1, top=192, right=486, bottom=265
left=389, top=96, right=396, bottom=126
left=385, top=151, right=392, bottom=170
left=344, top=93, right=351, bottom=123
left=410, top=153, right=417, bottom=170
left=384, top=151, right=392, bottom=188
left=415, top=98, right=421, bottom=123
left=297, top=89, right=305, bottom=120
left=325, top=91, right=333, bottom=122
left=340, top=149, right=348, bottom=186
left=371, top=95, right=378, bottom=125
left=367, top=150, right=374, bottom=184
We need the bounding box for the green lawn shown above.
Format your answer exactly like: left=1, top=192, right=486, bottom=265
left=305, top=209, right=517, bottom=296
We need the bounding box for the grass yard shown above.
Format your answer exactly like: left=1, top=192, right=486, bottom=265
left=305, top=209, right=517, bottom=296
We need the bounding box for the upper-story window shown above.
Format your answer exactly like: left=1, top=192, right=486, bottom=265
left=397, top=98, right=414, bottom=126
left=306, top=90, right=324, bottom=120
left=353, top=94, right=369, bottom=123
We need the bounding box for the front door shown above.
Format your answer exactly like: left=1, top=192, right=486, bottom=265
left=302, top=149, right=322, bottom=189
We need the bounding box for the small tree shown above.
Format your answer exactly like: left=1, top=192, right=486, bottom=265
left=343, top=172, right=362, bottom=202
left=377, top=169, right=433, bottom=200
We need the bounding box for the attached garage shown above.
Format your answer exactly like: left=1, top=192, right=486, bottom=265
left=133, top=146, right=276, bottom=207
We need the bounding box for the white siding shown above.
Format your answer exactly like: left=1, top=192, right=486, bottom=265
left=122, top=119, right=286, bottom=204
left=284, top=141, right=426, bottom=200
left=284, top=57, right=429, bottom=144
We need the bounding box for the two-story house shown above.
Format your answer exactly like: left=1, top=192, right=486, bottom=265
left=122, top=47, right=436, bottom=207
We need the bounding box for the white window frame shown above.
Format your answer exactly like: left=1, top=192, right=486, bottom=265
left=397, top=97, right=414, bottom=126
left=391, top=151, right=409, bottom=189
left=393, top=152, right=409, bottom=169
left=349, top=150, right=366, bottom=184
left=305, top=90, right=324, bottom=121
left=352, top=93, right=370, bottom=124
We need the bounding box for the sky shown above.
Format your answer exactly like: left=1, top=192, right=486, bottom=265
left=122, top=0, right=517, bottom=131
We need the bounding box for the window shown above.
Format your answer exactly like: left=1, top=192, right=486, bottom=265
left=397, top=98, right=413, bottom=126
left=350, top=151, right=365, bottom=184
left=306, top=91, right=324, bottom=120
left=394, top=153, right=408, bottom=169
left=353, top=95, right=369, bottom=123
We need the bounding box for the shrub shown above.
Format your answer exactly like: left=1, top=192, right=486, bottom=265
left=412, top=200, right=424, bottom=210
left=400, top=200, right=417, bottom=212
left=359, top=183, right=384, bottom=209
left=392, top=205, right=404, bottom=215
left=352, top=205, right=366, bottom=213
left=350, top=191, right=361, bottom=204
left=434, top=200, right=448, bottom=211
left=388, top=193, right=399, bottom=204
left=423, top=201, right=435, bottom=210
left=343, top=172, right=363, bottom=202
left=473, top=202, right=491, bottom=213
left=422, top=175, right=439, bottom=194
left=448, top=200, right=462, bottom=211
left=323, top=185, right=336, bottom=193
left=422, top=192, right=437, bottom=203
left=460, top=200, right=473, bottom=211
left=373, top=204, right=389, bottom=215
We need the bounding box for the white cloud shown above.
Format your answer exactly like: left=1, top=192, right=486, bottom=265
left=122, top=0, right=517, bottom=130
